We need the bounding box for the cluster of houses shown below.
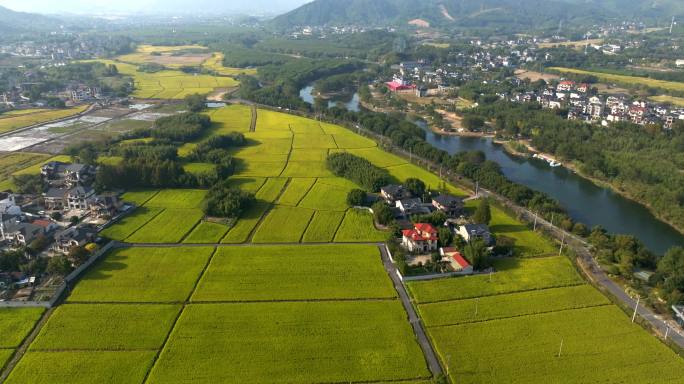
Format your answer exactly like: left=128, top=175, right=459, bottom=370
left=380, top=184, right=494, bottom=275
left=513, top=80, right=684, bottom=129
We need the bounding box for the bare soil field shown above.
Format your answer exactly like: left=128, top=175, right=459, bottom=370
left=514, top=70, right=559, bottom=82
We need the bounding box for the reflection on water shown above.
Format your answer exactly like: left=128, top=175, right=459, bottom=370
left=299, top=85, right=360, bottom=112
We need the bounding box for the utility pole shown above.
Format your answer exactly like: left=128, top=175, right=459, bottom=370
left=533, top=213, right=538, bottom=231
left=557, top=339, right=564, bottom=357
left=584, top=34, right=590, bottom=55
left=550, top=212, right=555, bottom=227
left=665, top=324, right=670, bottom=341
left=632, top=296, right=640, bottom=323
left=670, top=16, right=676, bottom=35
left=559, top=233, right=565, bottom=256
left=475, top=181, right=479, bottom=198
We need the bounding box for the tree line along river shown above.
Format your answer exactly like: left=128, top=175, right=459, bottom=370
left=299, top=85, right=684, bottom=255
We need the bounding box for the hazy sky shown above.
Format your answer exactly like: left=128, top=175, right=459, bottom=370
left=0, top=0, right=310, bottom=15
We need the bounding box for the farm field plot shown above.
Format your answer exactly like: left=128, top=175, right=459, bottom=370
left=0, top=350, right=12, bottom=370
left=292, top=133, right=337, bottom=149
left=147, top=301, right=430, bottom=384
left=30, top=304, right=181, bottom=351
left=418, top=285, right=609, bottom=327
left=225, top=177, right=266, bottom=193
left=288, top=148, right=329, bottom=162
left=335, top=209, right=388, bottom=243
left=649, top=95, right=684, bottom=107
left=235, top=160, right=287, bottom=177
left=257, top=109, right=322, bottom=133
left=144, top=189, right=206, bottom=209
left=549, top=67, right=684, bottom=93
left=192, top=245, right=395, bottom=301
left=100, top=206, right=162, bottom=241
left=431, top=306, right=684, bottom=384
left=0, top=152, right=50, bottom=190
left=202, top=53, right=257, bottom=76
left=281, top=161, right=333, bottom=178
left=302, top=211, right=345, bottom=242
left=408, top=256, right=583, bottom=303
left=254, top=178, right=288, bottom=203
left=331, top=133, right=377, bottom=149
left=386, top=164, right=467, bottom=197
left=67, top=247, right=213, bottom=303
left=0, top=105, right=88, bottom=134
left=252, top=206, right=314, bottom=243
left=119, top=189, right=158, bottom=205
left=332, top=147, right=407, bottom=168
left=182, top=162, right=215, bottom=175
left=277, top=177, right=316, bottom=206
left=0, top=308, right=44, bottom=348
left=5, top=350, right=156, bottom=384
left=220, top=202, right=269, bottom=244
left=464, top=200, right=558, bottom=257
left=206, top=104, right=252, bottom=134
left=298, top=178, right=355, bottom=211
left=126, top=208, right=203, bottom=243
left=182, top=221, right=230, bottom=244
left=11, top=155, right=71, bottom=176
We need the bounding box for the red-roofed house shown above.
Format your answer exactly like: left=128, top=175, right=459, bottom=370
left=440, top=247, right=473, bottom=274
left=557, top=80, right=576, bottom=92
left=402, top=223, right=438, bottom=253
left=386, top=76, right=417, bottom=93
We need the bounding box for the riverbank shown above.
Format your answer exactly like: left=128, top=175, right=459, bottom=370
left=498, top=139, right=684, bottom=236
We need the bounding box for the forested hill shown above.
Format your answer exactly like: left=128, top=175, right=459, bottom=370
left=271, top=0, right=684, bottom=31
left=0, top=6, right=62, bottom=33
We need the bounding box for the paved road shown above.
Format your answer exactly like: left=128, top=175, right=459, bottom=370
left=378, top=246, right=444, bottom=376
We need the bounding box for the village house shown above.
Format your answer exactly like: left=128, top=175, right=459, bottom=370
left=66, top=186, right=95, bottom=211
left=440, top=247, right=473, bottom=274
left=396, top=198, right=433, bottom=216
left=0, top=192, right=22, bottom=215
left=457, top=224, right=493, bottom=245
left=88, top=194, right=122, bottom=219
left=44, top=188, right=68, bottom=211
left=0, top=216, right=44, bottom=247
left=401, top=223, right=439, bottom=253
left=41, top=162, right=95, bottom=186
left=53, top=226, right=96, bottom=254
left=432, top=194, right=464, bottom=217
left=557, top=80, right=575, bottom=92
left=381, top=184, right=409, bottom=203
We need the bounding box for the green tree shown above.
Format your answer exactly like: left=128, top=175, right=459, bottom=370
left=69, top=246, right=91, bottom=266
left=346, top=189, right=367, bottom=207
left=405, top=178, right=426, bottom=199
left=438, top=227, right=453, bottom=248
left=463, top=239, right=489, bottom=270
left=47, top=256, right=72, bottom=276
left=185, top=93, right=207, bottom=113
left=371, top=202, right=395, bottom=226
left=472, top=199, right=491, bottom=225
left=12, top=174, right=43, bottom=195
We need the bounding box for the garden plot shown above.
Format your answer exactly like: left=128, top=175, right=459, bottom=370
left=67, top=247, right=214, bottom=303
left=146, top=301, right=430, bottom=384
left=192, top=245, right=394, bottom=301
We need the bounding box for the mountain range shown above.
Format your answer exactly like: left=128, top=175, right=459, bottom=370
left=271, top=0, right=684, bottom=30
left=0, top=5, right=63, bottom=33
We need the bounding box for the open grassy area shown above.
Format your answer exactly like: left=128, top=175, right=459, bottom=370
left=0, top=308, right=44, bottom=348
left=334, top=209, right=388, bottom=243
left=408, top=256, right=583, bottom=303
left=202, top=52, right=258, bottom=76
left=432, top=305, right=684, bottom=384
left=649, top=95, right=684, bottom=107
left=147, top=301, right=430, bottom=384
left=549, top=67, right=684, bottom=92
left=417, top=285, right=609, bottom=327
left=67, top=247, right=213, bottom=303
left=182, top=221, right=229, bottom=244
left=192, top=245, right=394, bottom=301
left=0, top=152, right=51, bottom=191
left=252, top=206, right=314, bottom=243
left=0, top=105, right=88, bottom=134
left=30, top=304, right=181, bottom=350
left=5, top=350, right=156, bottom=384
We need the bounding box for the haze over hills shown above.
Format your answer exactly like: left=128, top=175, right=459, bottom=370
left=272, top=0, right=684, bottom=30
left=0, top=5, right=63, bottom=32
left=0, top=0, right=311, bottom=16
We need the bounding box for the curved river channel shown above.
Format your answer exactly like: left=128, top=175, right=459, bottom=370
left=299, top=85, right=684, bottom=254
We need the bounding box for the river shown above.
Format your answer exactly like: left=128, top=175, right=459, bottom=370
left=299, top=85, right=361, bottom=112
left=298, top=86, right=684, bottom=254
left=424, top=130, right=684, bottom=255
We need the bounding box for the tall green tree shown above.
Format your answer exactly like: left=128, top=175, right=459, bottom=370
left=472, top=199, right=492, bottom=225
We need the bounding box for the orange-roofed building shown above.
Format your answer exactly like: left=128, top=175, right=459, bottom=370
left=402, top=223, right=439, bottom=253
left=440, top=247, right=474, bottom=274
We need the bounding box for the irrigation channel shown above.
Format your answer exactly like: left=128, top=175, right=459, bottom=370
left=298, top=86, right=683, bottom=254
